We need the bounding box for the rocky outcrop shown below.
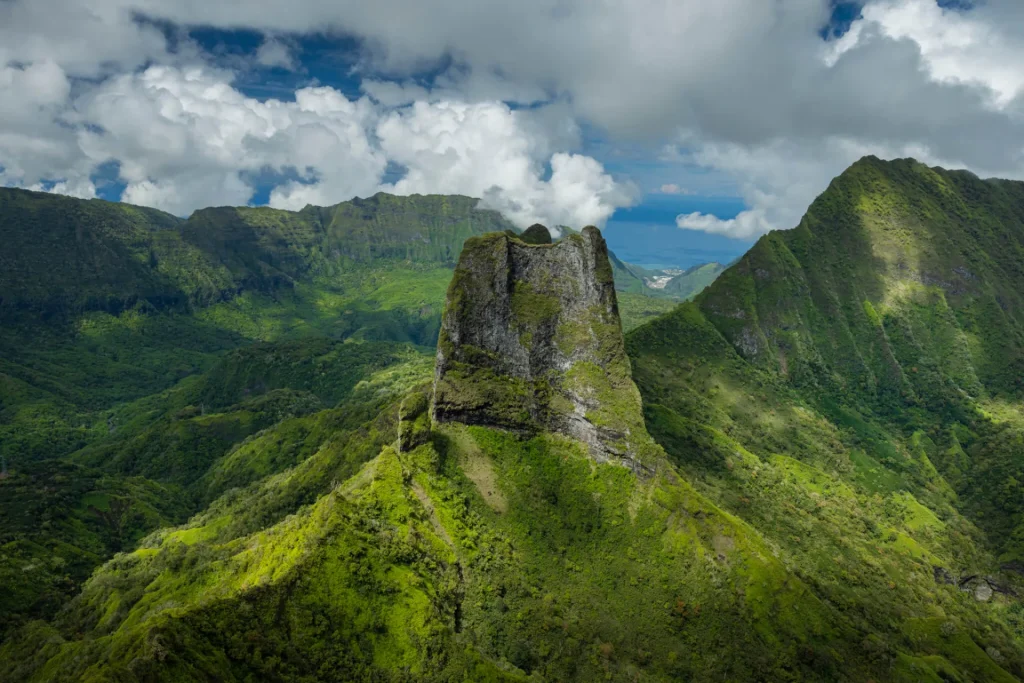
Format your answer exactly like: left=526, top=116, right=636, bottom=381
left=431, top=226, right=658, bottom=473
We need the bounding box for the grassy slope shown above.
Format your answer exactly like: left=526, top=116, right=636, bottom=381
left=6, top=401, right=1022, bottom=681
left=623, top=157, right=1024, bottom=680
left=0, top=189, right=508, bottom=635
left=8, top=158, right=1024, bottom=681
left=0, top=188, right=689, bottom=640
left=685, top=157, right=1024, bottom=556
left=662, top=262, right=727, bottom=299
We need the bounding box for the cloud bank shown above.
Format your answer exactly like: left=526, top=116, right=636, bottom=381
left=2, top=0, right=1024, bottom=236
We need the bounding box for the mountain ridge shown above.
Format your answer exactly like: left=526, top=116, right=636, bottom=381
left=9, top=156, right=1024, bottom=681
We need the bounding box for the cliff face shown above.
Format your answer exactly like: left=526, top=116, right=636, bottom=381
left=0, top=188, right=516, bottom=317
left=432, top=225, right=657, bottom=472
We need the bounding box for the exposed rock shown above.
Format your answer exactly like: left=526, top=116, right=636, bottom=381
left=956, top=574, right=1014, bottom=601
left=432, top=226, right=658, bottom=473
left=398, top=391, right=431, bottom=453
left=933, top=566, right=955, bottom=585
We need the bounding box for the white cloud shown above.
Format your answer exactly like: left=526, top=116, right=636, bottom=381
left=674, top=138, right=873, bottom=240
left=672, top=135, right=992, bottom=240
left=0, top=62, right=631, bottom=224
left=255, top=38, right=298, bottom=71
left=72, top=67, right=386, bottom=215
left=0, top=60, right=95, bottom=192
left=377, top=100, right=634, bottom=228
left=855, top=0, right=1024, bottom=109
left=361, top=80, right=433, bottom=107
left=27, top=178, right=97, bottom=199
left=0, top=0, right=169, bottom=78
left=3, top=0, right=1024, bottom=237
left=0, top=61, right=70, bottom=119
left=659, top=183, right=693, bottom=196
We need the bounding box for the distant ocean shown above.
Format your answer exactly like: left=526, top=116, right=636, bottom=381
left=603, top=196, right=754, bottom=270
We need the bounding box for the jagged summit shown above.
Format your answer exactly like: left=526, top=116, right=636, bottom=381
left=431, top=225, right=658, bottom=472
left=695, top=156, right=1024, bottom=401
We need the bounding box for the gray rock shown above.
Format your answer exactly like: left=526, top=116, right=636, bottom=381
left=933, top=566, right=955, bottom=585
left=432, top=226, right=658, bottom=473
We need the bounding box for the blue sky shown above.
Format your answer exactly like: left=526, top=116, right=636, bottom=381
left=147, top=22, right=785, bottom=265
left=68, top=20, right=763, bottom=266
left=2, top=0, right=1018, bottom=270
left=147, top=2, right=873, bottom=266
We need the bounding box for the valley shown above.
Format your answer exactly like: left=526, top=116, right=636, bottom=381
left=4, top=157, right=1024, bottom=681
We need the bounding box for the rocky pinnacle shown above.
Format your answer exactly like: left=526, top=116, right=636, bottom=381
left=432, top=225, right=658, bottom=473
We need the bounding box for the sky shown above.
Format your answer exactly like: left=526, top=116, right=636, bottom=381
left=3, top=0, right=1024, bottom=267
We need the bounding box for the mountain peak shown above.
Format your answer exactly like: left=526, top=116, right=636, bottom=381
left=432, top=226, right=658, bottom=473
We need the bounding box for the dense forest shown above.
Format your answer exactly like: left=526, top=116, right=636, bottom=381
left=5, top=157, right=1024, bottom=681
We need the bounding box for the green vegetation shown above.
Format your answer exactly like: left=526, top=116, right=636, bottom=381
left=12, top=157, right=1024, bottom=682
left=610, top=253, right=725, bottom=300
left=623, top=156, right=1024, bottom=681
left=0, top=188, right=677, bottom=641
left=662, top=262, right=727, bottom=299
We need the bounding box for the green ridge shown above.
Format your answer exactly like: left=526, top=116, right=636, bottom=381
left=10, top=159, right=1024, bottom=681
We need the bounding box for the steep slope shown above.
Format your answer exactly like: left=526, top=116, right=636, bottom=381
left=9, top=220, right=1024, bottom=682
left=697, top=156, right=1024, bottom=400
left=0, top=188, right=517, bottom=317
left=661, top=262, right=727, bottom=299
left=0, top=190, right=678, bottom=639
left=673, top=157, right=1024, bottom=555
left=0, top=188, right=203, bottom=316
left=0, top=227, right=846, bottom=682
left=608, top=248, right=649, bottom=293
left=0, top=336, right=434, bottom=638
left=625, top=157, right=1024, bottom=681
left=432, top=226, right=658, bottom=471
left=14, top=159, right=1024, bottom=682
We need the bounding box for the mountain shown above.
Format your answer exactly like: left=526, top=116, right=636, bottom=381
left=627, top=156, right=1024, bottom=679
left=0, top=188, right=701, bottom=642
left=9, top=156, right=1024, bottom=682
left=0, top=188, right=514, bottom=317
left=676, top=156, right=1024, bottom=556
left=2, top=221, right=843, bottom=682
left=659, top=261, right=727, bottom=298
left=432, top=225, right=659, bottom=471
left=610, top=253, right=725, bottom=300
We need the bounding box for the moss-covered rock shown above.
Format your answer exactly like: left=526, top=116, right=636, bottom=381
left=432, top=227, right=658, bottom=472
left=519, top=223, right=553, bottom=245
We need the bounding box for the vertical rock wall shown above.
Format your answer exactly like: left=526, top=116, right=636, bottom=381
left=432, top=226, right=657, bottom=472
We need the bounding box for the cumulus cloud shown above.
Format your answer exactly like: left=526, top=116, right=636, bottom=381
left=674, top=139, right=874, bottom=239
left=672, top=0, right=1024, bottom=237
left=0, top=62, right=631, bottom=224
left=838, top=0, right=1024, bottom=109
left=255, top=38, right=298, bottom=71
left=27, top=178, right=98, bottom=199
left=72, top=67, right=387, bottom=214
left=672, top=135, right=997, bottom=239
left=377, top=100, right=633, bottom=227
left=0, top=60, right=94, bottom=193
left=3, top=0, right=1024, bottom=237
left=0, top=0, right=169, bottom=77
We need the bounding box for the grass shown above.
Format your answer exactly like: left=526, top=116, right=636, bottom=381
left=9, top=159, right=1024, bottom=680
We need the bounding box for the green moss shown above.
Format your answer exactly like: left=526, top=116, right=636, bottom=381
left=510, top=281, right=560, bottom=348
